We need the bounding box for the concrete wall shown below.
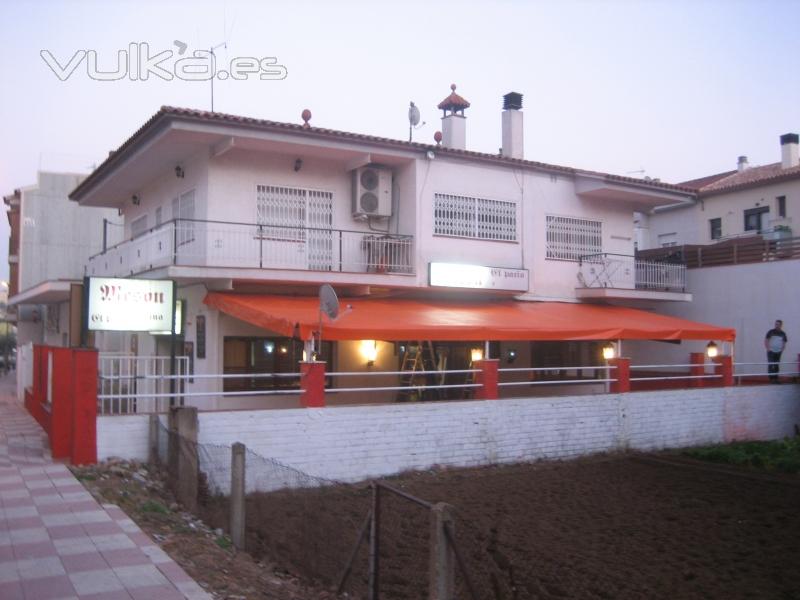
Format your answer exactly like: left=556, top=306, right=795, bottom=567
left=96, top=385, right=800, bottom=485
left=628, top=259, right=799, bottom=368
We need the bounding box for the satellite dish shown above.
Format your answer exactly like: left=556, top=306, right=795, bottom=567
left=408, top=101, right=421, bottom=127
left=319, top=284, right=339, bottom=320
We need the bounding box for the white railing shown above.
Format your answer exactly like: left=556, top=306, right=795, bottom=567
left=86, top=219, right=415, bottom=277
left=98, top=354, right=189, bottom=415
left=578, top=253, right=686, bottom=292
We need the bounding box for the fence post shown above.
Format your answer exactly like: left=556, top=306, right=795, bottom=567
left=429, top=502, right=455, bottom=600
left=300, top=361, right=326, bottom=408
left=70, top=348, right=98, bottom=465
left=713, top=355, right=734, bottom=387
left=473, top=359, right=499, bottom=400
left=609, top=358, right=631, bottom=393
left=170, top=406, right=199, bottom=512
left=369, top=483, right=381, bottom=600
left=689, top=352, right=706, bottom=388
left=230, top=442, right=246, bottom=551
left=148, top=414, right=160, bottom=464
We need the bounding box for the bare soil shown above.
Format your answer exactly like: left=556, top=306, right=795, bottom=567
left=76, top=452, right=800, bottom=600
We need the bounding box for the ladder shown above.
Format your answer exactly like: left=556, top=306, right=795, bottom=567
left=396, top=342, right=441, bottom=401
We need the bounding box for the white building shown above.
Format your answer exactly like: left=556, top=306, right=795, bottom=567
left=70, top=87, right=733, bottom=411
left=3, top=172, right=120, bottom=395
left=635, top=133, right=799, bottom=368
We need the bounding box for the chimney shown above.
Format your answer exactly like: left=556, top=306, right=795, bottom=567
left=437, top=84, right=470, bottom=150
left=501, top=92, right=524, bottom=159
left=737, top=155, right=748, bottom=172
left=780, top=133, right=799, bottom=169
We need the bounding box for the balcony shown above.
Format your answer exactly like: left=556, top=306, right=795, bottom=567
left=86, top=219, right=415, bottom=279
left=576, top=253, right=691, bottom=301
left=637, top=233, right=800, bottom=269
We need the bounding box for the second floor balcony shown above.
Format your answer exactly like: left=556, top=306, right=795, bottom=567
left=576, top=253, right=691, bottom=302
left=86, top=219, right=416, bottom=279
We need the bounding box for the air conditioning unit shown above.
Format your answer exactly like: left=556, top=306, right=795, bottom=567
left=352, top=166, right=392, bottom=219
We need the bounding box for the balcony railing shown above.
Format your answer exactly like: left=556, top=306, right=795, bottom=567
left=637, top=233, right=800, bottom=269
left=578, top=253, right=687, bottom=292
left=86, top=219, right=416, bottom=278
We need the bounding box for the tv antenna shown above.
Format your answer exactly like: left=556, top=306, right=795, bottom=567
left=209, top=40, right=227, bottom=112
left=626, top=167, right=646, bottom=177
left=408, top=101, right=426, bottom=142
left=316, top=284, right=340, bottom=358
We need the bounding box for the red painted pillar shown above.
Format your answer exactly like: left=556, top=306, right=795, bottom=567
left=689, top=352, right=706, bottom=388
left=474, top=359, right=499, bottom=400
left=49, top=348, right=73, bottom=459
left=713, top=355, right=734, bottom=387
left=609, top=357, right=631, bottom=393
left=71, top=348, right=98, bottom=465
left=300, top=361, right=326, bottom=408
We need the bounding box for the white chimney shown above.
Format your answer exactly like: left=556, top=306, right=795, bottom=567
left=437, top=84, right=469, bottom=151
left=501, top=92, right=524, bottom=159
left=737, top=155, right=749, bottom=172
left=781, top=133, right=799, bottom=169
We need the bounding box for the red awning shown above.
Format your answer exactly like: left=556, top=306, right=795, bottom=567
left=204, top=293, right=735, bottom=342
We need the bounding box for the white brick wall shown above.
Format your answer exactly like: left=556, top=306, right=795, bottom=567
left=96, top=386, right=800, bottom=485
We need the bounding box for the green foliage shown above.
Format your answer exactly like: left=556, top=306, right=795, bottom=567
left=684, top=437, right=800, bottom=473
left=215, top=535, right=232, bottom=550
left=140, top=500, right=170, bottom=514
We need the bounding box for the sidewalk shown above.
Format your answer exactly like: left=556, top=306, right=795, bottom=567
left=0, top=373, right=212, bottom=600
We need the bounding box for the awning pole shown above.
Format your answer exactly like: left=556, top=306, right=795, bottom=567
left=618, top=339, right=622, bottom=358
left=484, top=340, right=490, bottom=359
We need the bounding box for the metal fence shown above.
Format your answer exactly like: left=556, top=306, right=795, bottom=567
left=578, top=253, right=687, bottom=292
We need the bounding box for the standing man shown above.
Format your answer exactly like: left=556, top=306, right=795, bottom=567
left=764, top=320, right=788, bottom=383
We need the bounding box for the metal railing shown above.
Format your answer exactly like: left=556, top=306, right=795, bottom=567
left=578, top=253, right=687, bottom=292
left=86, top=218, right=415, bottom=277
left=98, top=354, right=190, bottom=415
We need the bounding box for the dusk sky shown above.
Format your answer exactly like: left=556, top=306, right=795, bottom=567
left=0, top=0, right=798, bottom=282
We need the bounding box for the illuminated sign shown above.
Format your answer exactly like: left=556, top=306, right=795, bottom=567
left=429, top=263, right=529, bottom=292
left=86, top=277, right=175, bottom=332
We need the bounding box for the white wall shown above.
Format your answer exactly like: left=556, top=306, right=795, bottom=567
left=19, top=172, right=118, bottom=292
left=96, top=385, right=800, bottom=484
left=628, top=259, right=799, bottom=368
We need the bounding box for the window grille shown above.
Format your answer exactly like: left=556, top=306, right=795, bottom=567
left=172, top=190, right=195, bottom=246
left=434, top=193, right=516, bottom=241
left=256, top=185, right=334, bottom=270
left=130, top=215, right=147, bottom=239
left=546, top=215, right=602, bottom=260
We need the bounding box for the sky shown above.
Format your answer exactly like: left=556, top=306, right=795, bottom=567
left=0, top=0, right=798, bottom=282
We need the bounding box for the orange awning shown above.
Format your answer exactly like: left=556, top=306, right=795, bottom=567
left=204, top=293, right=735, bottom=342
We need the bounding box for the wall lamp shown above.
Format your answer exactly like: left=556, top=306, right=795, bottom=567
left=361, top=340, right=378, bottom=366
left=131, top=194, right=140, bottom=206
left=602, top=342, right=616, bottom=360
left=175, top=165, right=185, bottom=179
left=706, top=341, right=719, bottom=358
left=470, top=347, right=484, bottom=363
left=506, top=348, right=517, bottom=364
left=294, top=158, right=303, bottom=172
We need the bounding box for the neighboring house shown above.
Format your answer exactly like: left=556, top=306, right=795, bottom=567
left=634, top=134, right=799, bottom=368
left=3, top=172, right=121, bottom=397
left=70, top=87, right=731, bottom=411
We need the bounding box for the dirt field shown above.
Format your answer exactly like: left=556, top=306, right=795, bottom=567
left=203, top=454, right=800, bottom=600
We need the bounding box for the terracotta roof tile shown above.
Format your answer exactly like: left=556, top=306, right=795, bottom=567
left=69, top=106, right=695, bottom=201
left=692, top=162, right=800, bottom=197
left=437, top=84, right=471, bottom=111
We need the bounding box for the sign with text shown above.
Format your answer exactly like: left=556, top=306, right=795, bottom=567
left=429, top=262, right=529, bottom=292
left=86, top=277, right=175, bottom=332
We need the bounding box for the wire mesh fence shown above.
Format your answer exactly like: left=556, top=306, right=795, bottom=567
left=152, top=412, right=519, bottom=598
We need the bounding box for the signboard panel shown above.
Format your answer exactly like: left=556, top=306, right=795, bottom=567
left=429, top=262, right=529, bottom=292
left=86, top=277, right=175, bottom=333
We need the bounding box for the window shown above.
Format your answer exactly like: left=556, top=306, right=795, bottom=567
left=223, top=336, right=332, bottom=392
left=434, top=193, right=516, bottom=241
left=777, top=195, right=787, bottom=218
left=743, top=206, right=768, bottom=232
left=130, top=215, right=147, bottom=239
left=709, top=217, right=722, bottom=240
left=658, top=232, right=678, bottom=248
left=546, top=215, right=602, bottom=260
left=172, top=189, right=195, bottom=246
